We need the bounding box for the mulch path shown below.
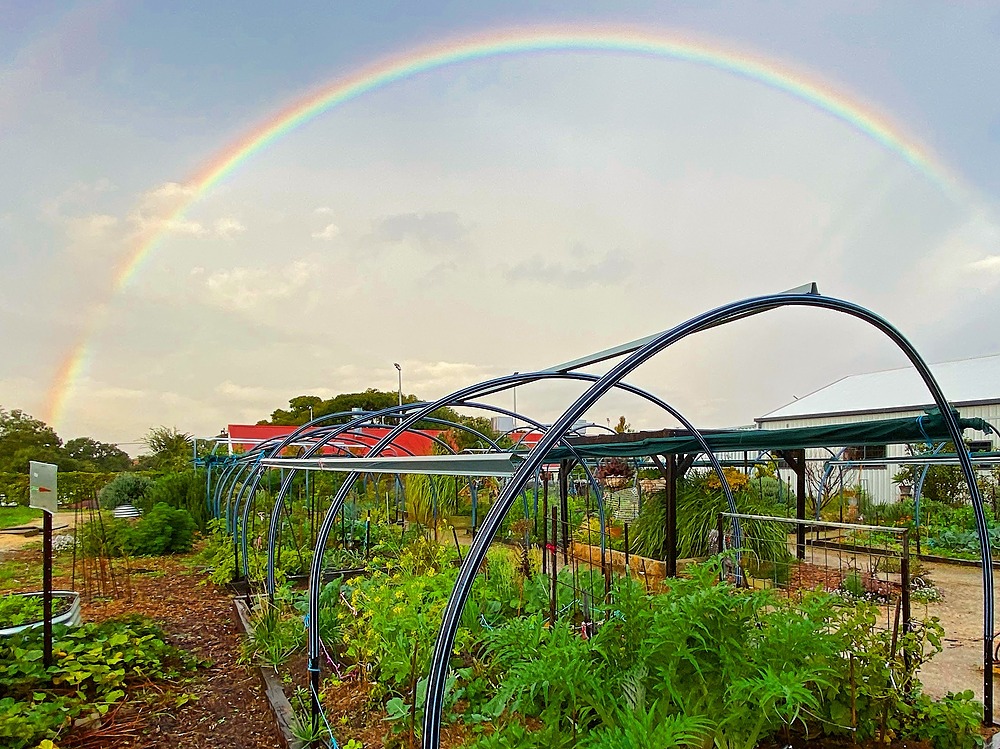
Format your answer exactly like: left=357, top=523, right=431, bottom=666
left=1, top=548, right=283, bottom=749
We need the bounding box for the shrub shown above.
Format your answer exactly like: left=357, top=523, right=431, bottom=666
left=125, top=503, right=196, bottom=555
left=143, top=470, right=210, bottom=531
left=98, top=473, right=153, bottom=510
left=78, top=504, right=196, bottom=557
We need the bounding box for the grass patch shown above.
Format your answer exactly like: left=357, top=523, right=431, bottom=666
left=0, top=506, right=42, bottom=530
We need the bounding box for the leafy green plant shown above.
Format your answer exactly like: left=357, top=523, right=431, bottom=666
left=98, top=472, right=153, bottom=510
left=79, top=504, right=196, bottom=557
left=287, top=686, right=329, bottom=746
left=0, top=615, right=200, bottom=749
left=0, top=594, right=71, bottom=629
left=906, top=690, right=984, bottom=749
left=239, top=601, right=303, bottom=669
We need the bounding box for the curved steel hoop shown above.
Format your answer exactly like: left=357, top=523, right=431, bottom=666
left=419, top=292, right=995, bottom=745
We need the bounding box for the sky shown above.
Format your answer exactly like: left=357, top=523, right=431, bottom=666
left=2, top=1, right=999, bottom=449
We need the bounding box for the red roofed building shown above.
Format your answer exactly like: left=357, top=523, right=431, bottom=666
left=226, top=424, right=445, bottom=457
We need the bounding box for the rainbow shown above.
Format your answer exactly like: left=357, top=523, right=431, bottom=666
left=44, top=24, right=961, bottom=429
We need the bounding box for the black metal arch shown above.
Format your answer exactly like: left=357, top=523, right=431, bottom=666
left=302, top=369, right=739, bottom=731
left=419, top=292, right=995, bottom=745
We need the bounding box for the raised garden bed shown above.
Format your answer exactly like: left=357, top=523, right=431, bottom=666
left=0, top=590, right=81, bottom=635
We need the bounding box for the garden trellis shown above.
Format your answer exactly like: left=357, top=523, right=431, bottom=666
left=208, top=286, right=997, bottom=746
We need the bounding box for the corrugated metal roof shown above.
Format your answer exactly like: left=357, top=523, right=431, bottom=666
left=758, top=353, right=1000, bottom=422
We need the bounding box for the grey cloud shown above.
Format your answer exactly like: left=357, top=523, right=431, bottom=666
left=370, top=211, right=470, bottom=254
left=503, top=248, right=634, bottom=289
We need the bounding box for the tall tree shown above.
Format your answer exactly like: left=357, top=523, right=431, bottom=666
left=0, top=407, right=66, bottom=473
left=64, top=437, right=133, bottom=472
left=137, top=426, right=193, bottom=471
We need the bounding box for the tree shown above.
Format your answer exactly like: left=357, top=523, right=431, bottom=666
left=64, top=437, right=132, bottom=472
left=614, top=415, right=632, bottom=434
left=441, top=415, right=504, bottom=453
left=0, top=407, right=66, bottom=473
left=137, top=427, right=193, bottom=471
left=98, top=473, right=153, bottom=509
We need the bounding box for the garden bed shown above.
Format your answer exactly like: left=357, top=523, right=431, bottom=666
left=0, top=589, right=80, bottom=634
left=0, top=547, right=282, bottom=748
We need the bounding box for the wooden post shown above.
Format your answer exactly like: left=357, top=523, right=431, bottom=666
left=541, top=471, right=549, bottom=575
left=780, top=450, right=807, bottom=560
left=665, top=455, right=677, bottom=577
left=559, top=460, right=570, bottom=565
left=43, top=510, right=52, bottom=670
left=795, top=449, right=807, bottom=560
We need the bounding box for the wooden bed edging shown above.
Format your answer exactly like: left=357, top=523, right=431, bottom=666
left=233, top=598, right=304, bottom=749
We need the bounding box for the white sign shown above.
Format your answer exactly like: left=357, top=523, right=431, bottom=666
left=29, top=461, right=58, bottom=514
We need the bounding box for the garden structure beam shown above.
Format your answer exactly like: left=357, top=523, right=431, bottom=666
left=421, top=292, right=996, bottom=748
left=776, top=449, right=807, bottom=560
left=559, top=458, right=571, bottom=565
left=261, top=398, right=620, bottom=600
left=298, top=372, right=737, bottom=736
left=648, top=454, right=678, bottom=577
left=252, top=407, right=504, bottom=592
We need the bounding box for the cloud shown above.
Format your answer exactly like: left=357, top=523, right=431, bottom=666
left=65, top=213, right=118, bottom=242
left=314, top=206, right=334, bottom=215
left=202, top=259, right=316, bottom=312
left=144, top=182, right=198, bottom=201
left=370, top=211, right=469, bottom=254
left=214, top=217, right=246, bottom=240
left=503, top=247, right=634, bottom=289
left=43, top=179, right=116, bottom=219
left=968, top=255, right=1000, bottom=273
left=311, top=222, right=340, bottom=241
left=215, top=380, right=273, bottom=401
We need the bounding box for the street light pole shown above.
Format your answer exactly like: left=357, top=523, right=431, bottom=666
left=513, top=372, right=518, bottom=431
left=393, top=362, right=402, bottom=408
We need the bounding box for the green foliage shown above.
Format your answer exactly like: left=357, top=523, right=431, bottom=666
left=632, top=475, right=791, bottom=568
left=136, top=426, right=193, bottom=471
left=0, top=615, right=200, bottom=749
left=79, top=504, right=196, bottom=557
left=63, top=437, right=132, bottom=472
left=240, top=601, right=304, bottom=669
left=98, top=472, right=153, bottom=509
left=0, top=407, right=135, bottom=475
left=0, top=505, right=41, bottom=529
left=0, top=407, right=64, bottom=473
left=0, top=595, right=44, bottom=628
left=906, top=690, right=984, bottom=749
left=127, top=503, right=196, bottom=555
left=143, top=469, right=211, bottom=530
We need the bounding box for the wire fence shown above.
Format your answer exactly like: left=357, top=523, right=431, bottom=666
left=718, top=512, right=911, bottom=633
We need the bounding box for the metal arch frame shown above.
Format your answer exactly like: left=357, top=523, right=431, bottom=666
left=240, top=435, right=389, bottom=582
left=262, top=405, right=512, bottom=595
left=302, top=371, right=739, bottom=731
left=461, top=402, right=613, bottom=562
left=233, top=408, right=495, bottom=581
left=421, top=292, right=996, bottom=745
left=261, top=401, right=613, bottom=599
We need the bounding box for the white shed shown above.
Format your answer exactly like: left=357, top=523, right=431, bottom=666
left=755, top=353, right=1000, bottom=503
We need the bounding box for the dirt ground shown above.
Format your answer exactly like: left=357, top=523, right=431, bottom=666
left=0, top=548, right=282, bottom=749
left=2, top=534, right=998, bottom=746
left=913, top=559, right=998, bottom=702
left=0, top=510, right=77, bottom=551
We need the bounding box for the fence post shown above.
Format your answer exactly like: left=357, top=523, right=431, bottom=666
left=901, top=528, right=911, bottom=634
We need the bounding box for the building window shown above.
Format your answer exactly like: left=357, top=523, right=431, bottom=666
left=844, top=444, right=887, bottom=469
left=968, top=440, right=993, bottom=454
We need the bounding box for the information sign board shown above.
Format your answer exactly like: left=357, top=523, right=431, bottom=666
left=29, top=461, right=58, bottom=514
